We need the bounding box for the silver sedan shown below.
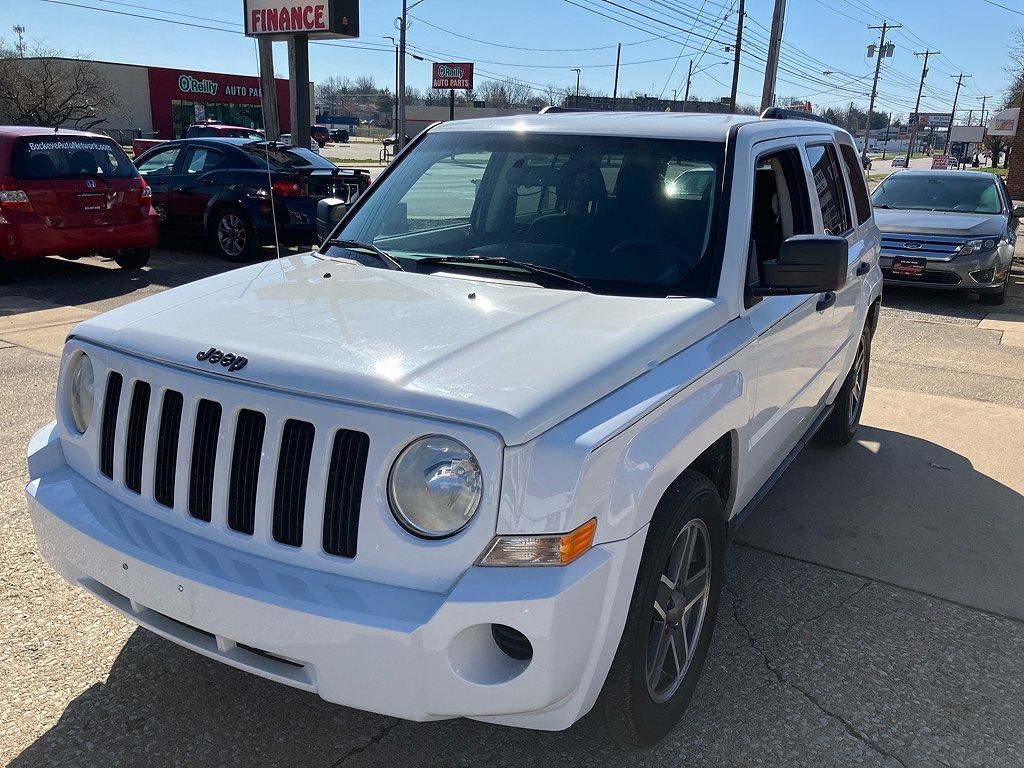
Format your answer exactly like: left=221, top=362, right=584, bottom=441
left=871, top=170, right=1021, bottom=305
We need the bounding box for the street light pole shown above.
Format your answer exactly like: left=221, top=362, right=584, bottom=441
left=571, top=68, right=581, bottom=108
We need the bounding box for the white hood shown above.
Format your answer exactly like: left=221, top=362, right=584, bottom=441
left=71, top=253, right=728, bottom=445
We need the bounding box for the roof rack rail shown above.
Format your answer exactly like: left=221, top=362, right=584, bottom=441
left=760, top=107, right=830, bottom=124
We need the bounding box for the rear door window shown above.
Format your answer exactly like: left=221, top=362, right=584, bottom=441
left=838, top=143, right=872, bottom=225
left=182, top=146, right=230, bottom=174
left=805, top=143, right=852, bottom=235
left=12, top=136, right=137, bottom=179
left=137, top=146, right=183, bottom=177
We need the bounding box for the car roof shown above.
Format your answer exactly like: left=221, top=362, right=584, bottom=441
left=887, top=169, right=1000, bottom=180
left=150, top=137, right=258, bottom=147
left=0, top=125, right=113, bottom=139
left=427, top=111, right=845, bottom=142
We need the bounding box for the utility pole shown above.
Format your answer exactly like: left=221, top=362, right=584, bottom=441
left=909, top=49, right=938, bottom=160
left=729, top=0, right=745, bottom=114
left=612, top=43, right=621, bottom=109
left=397, top=0, right=408, bottom=151
left=759, top=0, right=786, bottom=112
left=846, top=101, right=854, bottom=130
left=944, top=73, right=969, bottom=152
left=862, top=21, right=900, bottom=164
left=683, top=59, right=694, bottom=107
left=257, top=39, right=280, bottom=140
left=979, top=95, right=991, bottom=127
left=572, top=68, right=581, bottom=108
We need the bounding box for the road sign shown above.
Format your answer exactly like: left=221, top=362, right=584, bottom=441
left=909, top=112, right=952, bottom=127
left=432, top=63, right=474, bottom=90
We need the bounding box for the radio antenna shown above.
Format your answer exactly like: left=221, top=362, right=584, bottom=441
left=254, top=39, right=284, bottom=275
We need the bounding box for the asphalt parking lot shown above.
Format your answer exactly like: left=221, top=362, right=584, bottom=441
left=2, top=232, right=1023, bottom=767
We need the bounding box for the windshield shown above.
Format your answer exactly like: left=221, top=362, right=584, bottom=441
left=330, top=131, right=725, bottom=297
left=871, top=174, right=1003, bottom=214
left=12, top=136, right=138, bottom=179
left=241, top=143, right=336, bottom=170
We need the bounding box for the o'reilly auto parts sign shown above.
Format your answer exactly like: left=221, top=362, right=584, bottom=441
left=432, top=63, right=474, bottom=90
left=244, top=0, right=359, bottom=39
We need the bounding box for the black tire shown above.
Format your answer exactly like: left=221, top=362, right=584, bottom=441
left=980, top=276, right=1008, bottom=305
left=814, top=325, right=871, bottom=447
left=209, top=207, right=257, bottom=263
left=0, top=257, right=12, bottom=284
left=587, top=471, right=726, bottom=748
left=111, top=247, right=150, bottom=270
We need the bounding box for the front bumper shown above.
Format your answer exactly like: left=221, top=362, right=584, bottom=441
left=25, top=423, right=644, bottom=730
left=879, top=249, right=1011, bottom=292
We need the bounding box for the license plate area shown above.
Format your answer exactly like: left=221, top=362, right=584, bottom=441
left=891, top=257, right=926, bottom=276
left=77, top=193, right=107, bottom=211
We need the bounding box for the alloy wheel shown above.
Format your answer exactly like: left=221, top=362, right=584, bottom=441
left=848, top=342, right=867, bottom=426
left=217, top=213, right=247, bottom=258
left=646, top=518, right=712, bottom=703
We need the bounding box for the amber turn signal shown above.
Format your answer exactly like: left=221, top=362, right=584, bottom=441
left=477, top=518, right=598, bottom=566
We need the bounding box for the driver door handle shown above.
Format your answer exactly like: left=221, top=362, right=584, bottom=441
left=855, top=261, right=871, bottom=276
left=816, top=291, right=836, bottom=312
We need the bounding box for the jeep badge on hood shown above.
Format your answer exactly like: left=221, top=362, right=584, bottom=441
left=196, top=347, right=248, bottom=371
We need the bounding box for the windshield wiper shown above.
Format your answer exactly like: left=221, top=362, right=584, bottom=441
left=323, top=239, right=404, bottom=271
left=416, top=255, right=591, bottom=292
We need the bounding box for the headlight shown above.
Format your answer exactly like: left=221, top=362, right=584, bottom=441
left=957, top=238, right=996, bottom=255
left=388, top=436, right=483, bottom=538
left=65, top=352, right=95, bottom=434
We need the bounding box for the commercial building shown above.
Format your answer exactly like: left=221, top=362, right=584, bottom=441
left=3, top=58, right=311, bottom=142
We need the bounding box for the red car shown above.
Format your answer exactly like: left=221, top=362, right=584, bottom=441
left=0, top=127, right=158, bottom=277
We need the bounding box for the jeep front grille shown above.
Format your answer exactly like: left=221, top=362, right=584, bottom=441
left=188, top=399, right=221, bottom=523
left=272, top=419, right=315, bottom=548
left=96, top=374, right=370, bottom=561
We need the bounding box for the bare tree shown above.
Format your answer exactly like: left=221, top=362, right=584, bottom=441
left=0, top=41, right=119, bottom=129
left=478, top=78, right=535, bottom=108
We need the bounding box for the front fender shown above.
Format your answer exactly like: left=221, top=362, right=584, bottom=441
left=497, top=318, right=756, bottom=544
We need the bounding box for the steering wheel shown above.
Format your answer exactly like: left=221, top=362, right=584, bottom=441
left=607, top=238, right=695, bottom=283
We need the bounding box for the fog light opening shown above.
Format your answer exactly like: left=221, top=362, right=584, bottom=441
left=491, top=624, right=533, bottom=661
left=970, top=268, right=995, bottom=284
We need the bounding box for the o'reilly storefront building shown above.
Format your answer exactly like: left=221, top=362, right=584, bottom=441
left=10, top=58, right=310, bottom=140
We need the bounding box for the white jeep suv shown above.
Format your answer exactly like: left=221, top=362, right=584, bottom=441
left=26, top=110, right=882, bottom=747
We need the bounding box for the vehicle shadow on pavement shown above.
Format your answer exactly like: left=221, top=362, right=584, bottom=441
left=737, top=424, right=1024, bottom=619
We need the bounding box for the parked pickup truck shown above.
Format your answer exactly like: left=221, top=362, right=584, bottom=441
left=26, top=110, right=882, bottom=747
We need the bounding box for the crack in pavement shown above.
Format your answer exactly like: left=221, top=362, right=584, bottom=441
left=724, top=583, right=909, bottom=768
left=326, top=719, right=401, bottom=767
left=761, top=580, right=873, bottom=642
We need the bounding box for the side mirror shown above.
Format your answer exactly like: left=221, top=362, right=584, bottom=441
left=1012, top=203, right=1024, bottom=219
left=316, top=197, right=346, bottom=244
left=758, top=235, right=848, bottom=295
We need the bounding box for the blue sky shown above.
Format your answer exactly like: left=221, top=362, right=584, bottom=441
left=11, top=0, right=1024, bottom=119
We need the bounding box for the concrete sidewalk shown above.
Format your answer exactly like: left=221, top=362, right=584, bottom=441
left=738, top=386, right=1024, bottom=619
